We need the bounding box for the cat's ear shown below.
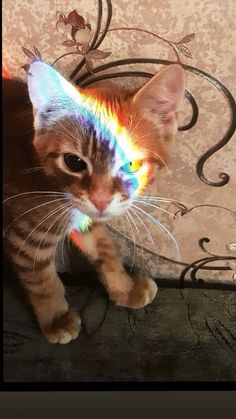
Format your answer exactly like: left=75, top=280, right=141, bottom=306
left=27, top=61, right=79, bottom=129
left=133, top=64, right=185, bottom=136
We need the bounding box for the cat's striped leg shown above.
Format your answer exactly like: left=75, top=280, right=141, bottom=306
left=6, top=231, right=80, bottom=344
left=80, top=224, right=158, bottom=309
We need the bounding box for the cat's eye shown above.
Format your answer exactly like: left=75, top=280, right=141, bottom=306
left=63, top=154, right=87, bottom=173
left=121, top=159, right=143, bottom=173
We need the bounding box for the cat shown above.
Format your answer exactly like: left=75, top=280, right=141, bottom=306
left=3, top=60, right=185, bottom=344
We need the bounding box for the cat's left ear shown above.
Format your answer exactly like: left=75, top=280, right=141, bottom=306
left=27, top=61, right=79, bottom=129
left=133, top=64, right=185, bottom=136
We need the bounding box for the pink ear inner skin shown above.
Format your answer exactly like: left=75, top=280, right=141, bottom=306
left=70, top=229, right=83, bottom=250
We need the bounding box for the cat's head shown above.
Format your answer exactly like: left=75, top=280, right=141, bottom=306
left=27, top=61, right=185, bottom=222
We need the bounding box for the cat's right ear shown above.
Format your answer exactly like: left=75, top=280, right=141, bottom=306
left=132, top=64, right=185, bottom=137
left=27, top=61, right=79, bottom=129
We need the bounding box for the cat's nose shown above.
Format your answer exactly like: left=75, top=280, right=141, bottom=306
left=90, top=196, right=111, bottom=212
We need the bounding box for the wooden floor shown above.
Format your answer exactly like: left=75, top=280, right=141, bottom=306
left=3, top=261, right=236, bottom=383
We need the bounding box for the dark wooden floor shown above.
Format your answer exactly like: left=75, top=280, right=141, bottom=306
left=3, top=260, right=236, bottom=382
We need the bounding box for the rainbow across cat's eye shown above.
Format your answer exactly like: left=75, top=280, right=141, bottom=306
left=121, top=159, right=143, bottom=173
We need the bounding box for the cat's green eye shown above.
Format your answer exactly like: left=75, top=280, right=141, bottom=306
left=64, top=154, right=87, bottom=173
left=121, top=159, right=143, bottom=173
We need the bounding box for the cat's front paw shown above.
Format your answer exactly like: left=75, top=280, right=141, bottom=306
left=113, top=277, right=158, bottom=309
left=42, top=309, right=81, bottom=344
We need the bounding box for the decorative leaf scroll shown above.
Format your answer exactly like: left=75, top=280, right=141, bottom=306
left=21, top=46, right=42, bottom=73
left=87, top=50, right=111, bottom=59
left=174, top=33, right=196, bottom=59
left=56, top=9, right=91, bottom=34
left=62, top=40, right=76, bottom=47
left=50, top=5, right=196, bottom=74
left=81, top=43, right=91, bottom=54
left=178, top=33, right=196, bottom=44
left=22, top=46, right=40, bottom=61
left=53, top=8, right=111, bottom=72
left=175, top=43, right=192, bottom=58
left=85, top=57, right=93, bottom=73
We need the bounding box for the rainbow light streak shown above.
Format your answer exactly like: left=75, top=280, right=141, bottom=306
left=70, top=229, right=83, bottom=250
left=69, top=210, right=91, bottom=251
left=71, top=209, right=92, bottom=234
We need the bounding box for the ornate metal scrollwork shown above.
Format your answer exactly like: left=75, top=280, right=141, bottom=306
left=177, top=208, right=236, bottom=288
left=179, top=256, right=236, bottom=288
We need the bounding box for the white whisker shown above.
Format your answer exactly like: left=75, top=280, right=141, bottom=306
left=129, top=115, right=144, bottom=138
left=138, top=195, right=183, bottom=204
left=129, top=206, right=156, bottom=249
left=33, top=205, right=72, bottom=270
left=54, top=126, right=79, bottom=146
left=132, top=204, right=180, bottom=260
left=3, top=197, right=69, bottom=237
left=139, top=148, right=172, bottom=177
left=132, top=204, right=168, bottom=256
left=120, top=213, right=128, bottom=240
left=3, top=191, right=67, bottom=203
left=124, top=210, right=136, bottom=272
left=127, top=208, right=141, bottom=244
left=127, top=208, right=144, bottom=263
left=55, top=120, right=87, bottom=148
left=17, top=202, right=70, bottom=258
left=133, top=129, right=159, bottom=141
left=61, top=211, right=73, bottom=270
left=53, top=207, right=74, bottom=268
left=134, top=199, right=175, bottom=218
left=137, top=195, right=189, bottom=212
left=138, top=195, right=178, bottom=202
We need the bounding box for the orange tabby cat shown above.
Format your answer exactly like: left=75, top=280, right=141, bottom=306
left=3, top=61, right=185, bottom=343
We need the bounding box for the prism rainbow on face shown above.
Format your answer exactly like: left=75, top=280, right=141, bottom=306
left=70, top=86, right=149, bottom=196
left=28, top=62, right=150, bottom=242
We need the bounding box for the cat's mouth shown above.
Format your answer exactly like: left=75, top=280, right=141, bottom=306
left=72, top=195, right=131, bottom=224
left=76, top=207, right=124, bottom=224
left=72, top=205, right=113, bottom=223
left=92, top=215, right=110, bottom=222
left=85, top=210, right=115, bottom=223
